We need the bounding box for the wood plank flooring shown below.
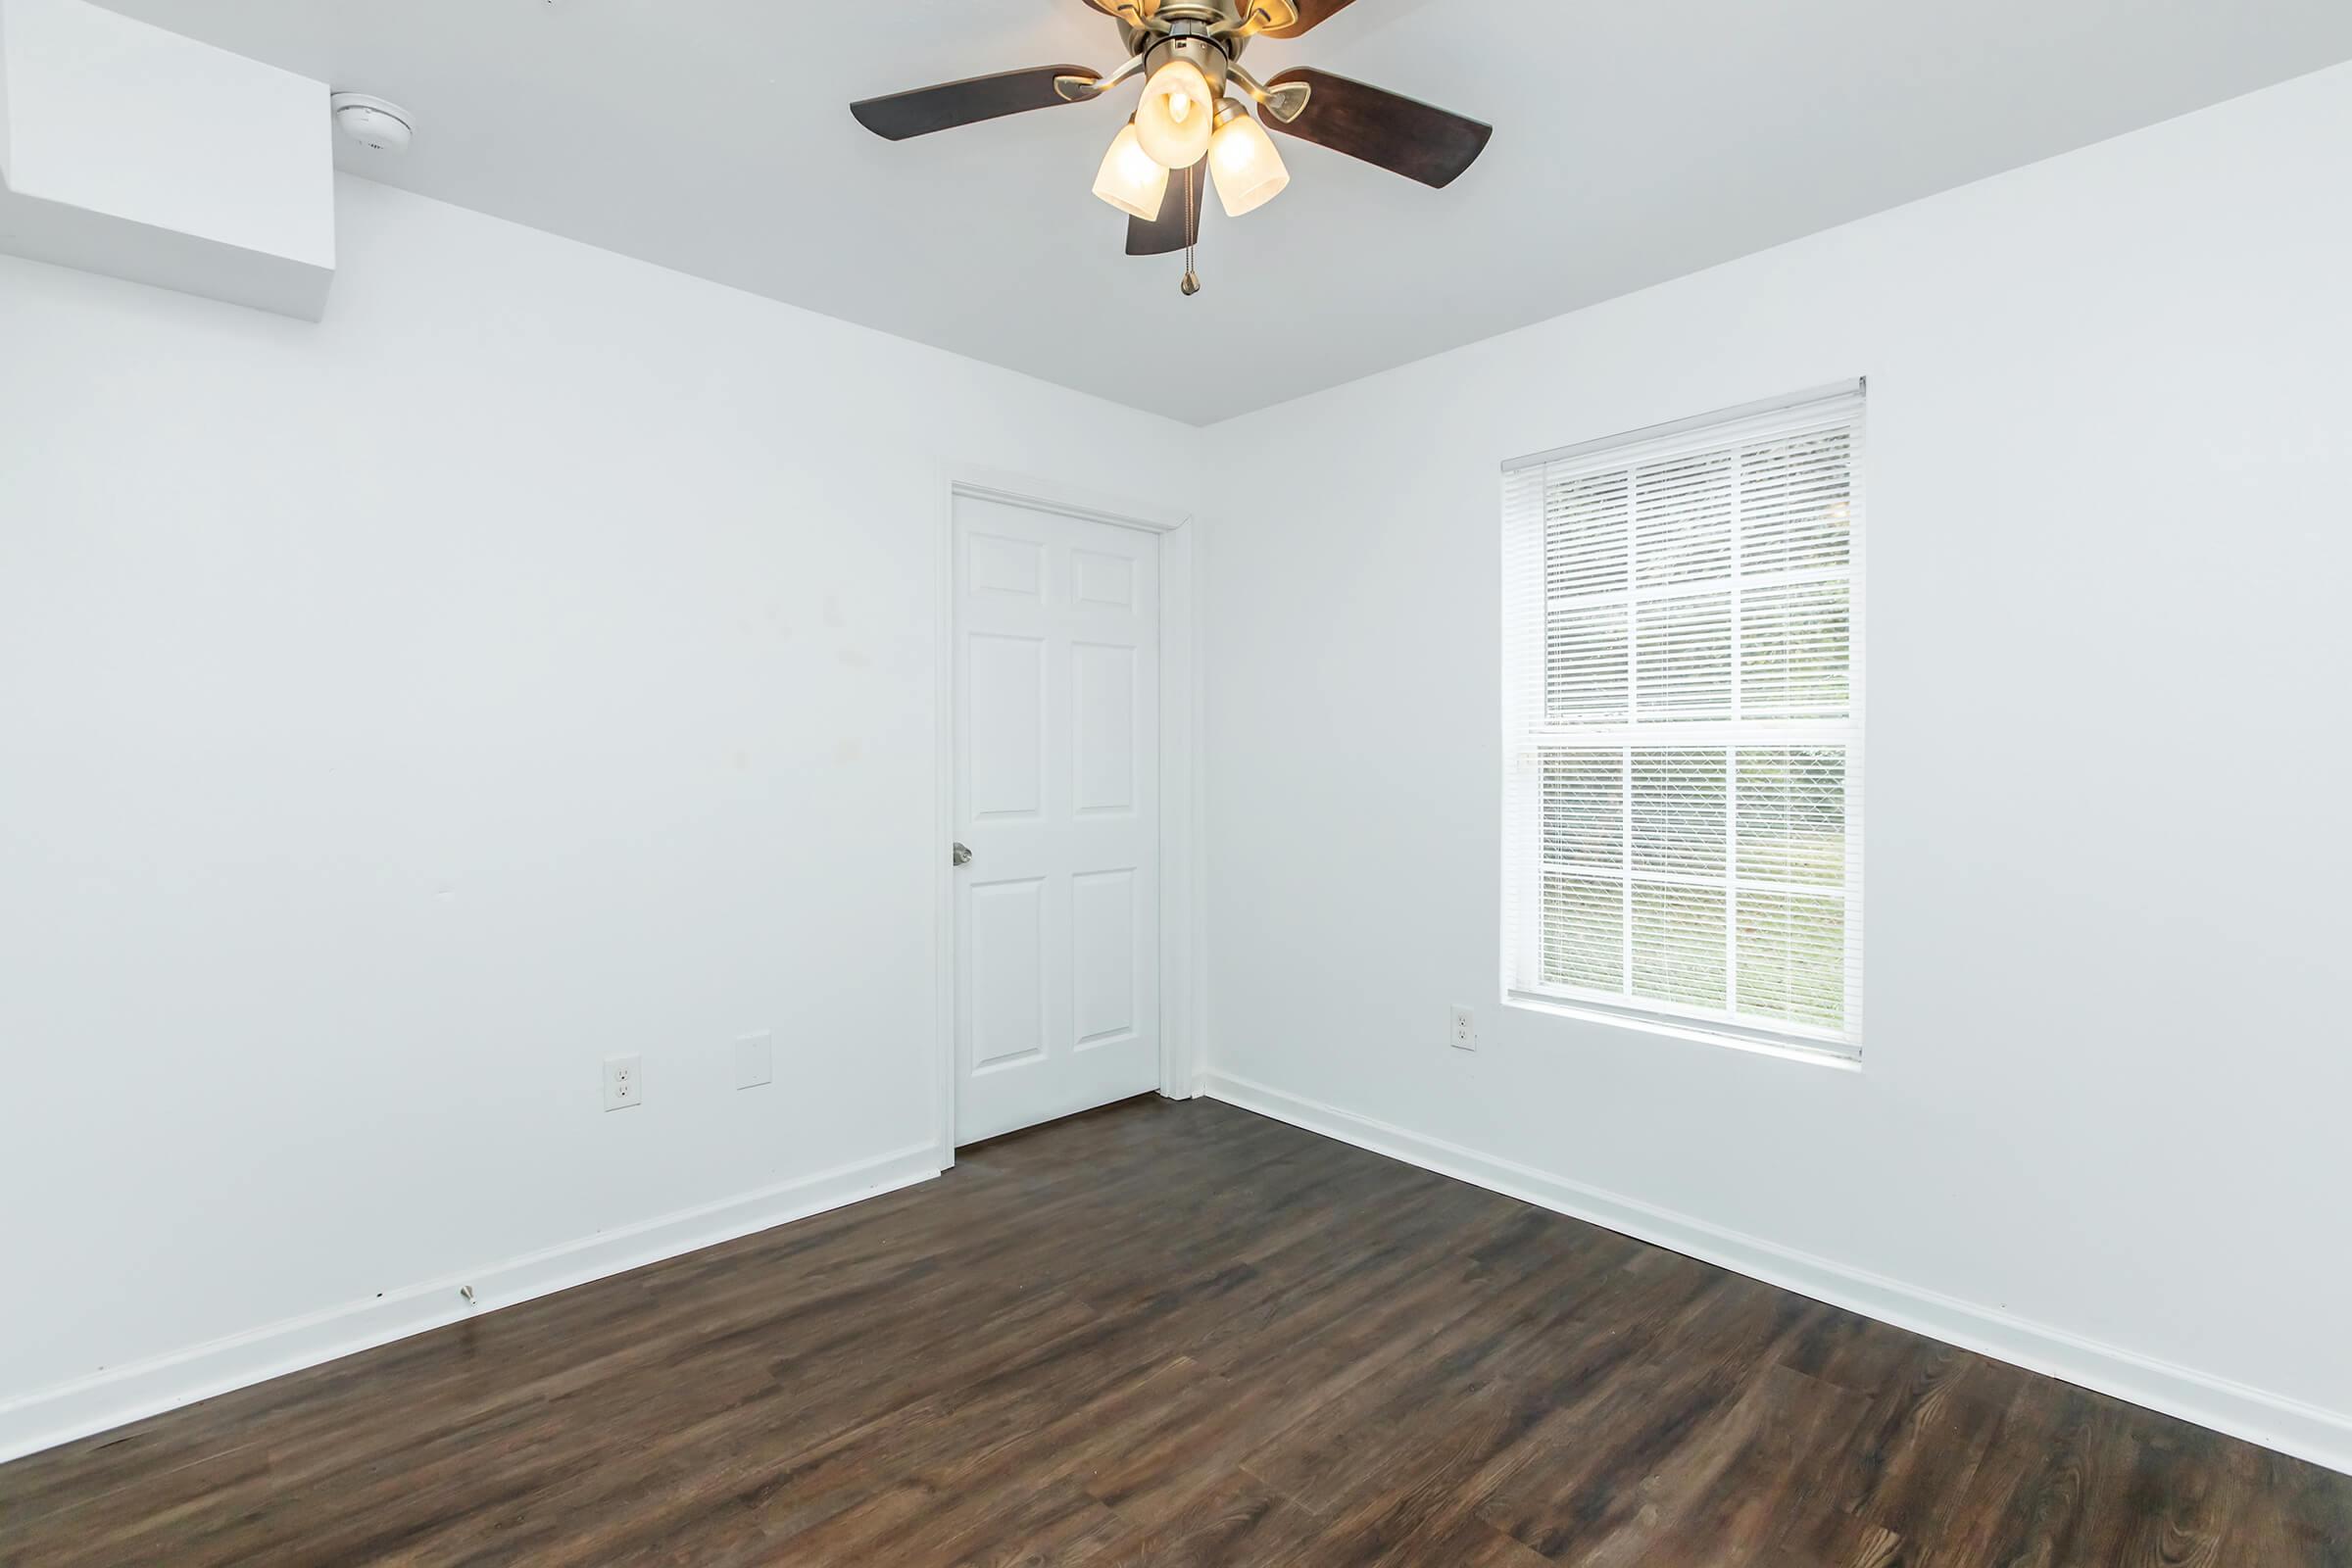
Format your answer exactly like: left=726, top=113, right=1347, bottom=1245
left=3, top=1096, right=2346, bottom=1565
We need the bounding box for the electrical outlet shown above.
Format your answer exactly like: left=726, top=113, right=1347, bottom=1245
left=1449, top=1004, right=1477, bottom=1052
left=604, top=1053, right=642, bottom=1110
left=734, top=1030, right=773, bottom=1090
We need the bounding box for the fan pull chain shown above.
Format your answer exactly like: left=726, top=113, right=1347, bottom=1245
left=1180, top=161, right=1201, bottom=296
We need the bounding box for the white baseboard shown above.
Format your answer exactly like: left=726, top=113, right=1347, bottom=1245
left=0, top=1143, right=942, bottom=1465
left=1202, top=1071, right=2352, bottom=1478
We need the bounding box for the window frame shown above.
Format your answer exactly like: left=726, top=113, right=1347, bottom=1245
left=1499, top=381, right=1867, bottom=1064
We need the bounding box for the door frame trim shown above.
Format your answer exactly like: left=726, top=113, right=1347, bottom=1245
left=934, top=466, right=1201, bottom=1167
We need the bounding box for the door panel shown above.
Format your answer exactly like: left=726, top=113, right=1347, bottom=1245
left=966, top=634, right=1045, bottom=818
left=969, top=878, right=1046, bottom=1070
left=1070, top=869, right=1137, bottom=1047
left=955, top=494, right=1159, bottom=1144
left=1071, top=642, right=1136, bottom=813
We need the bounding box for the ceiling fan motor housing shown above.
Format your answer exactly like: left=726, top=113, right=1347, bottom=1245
left=1121, top=0, right=1265, bottom=60
left=1145, top=26, right=1234, bottom=101
left=1116, top=0, right=1290, bottom=48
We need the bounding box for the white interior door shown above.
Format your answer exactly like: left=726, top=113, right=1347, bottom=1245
left=954, top=493, right=1160, bottom=1145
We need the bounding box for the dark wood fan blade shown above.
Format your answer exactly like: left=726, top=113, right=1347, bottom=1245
left=1260, top=69, right=1492, bottom=187
left=1126, top=157, right=1205, bottom=255
left=1260, top=0, right=1359, bottom=39
left=851, top=65, right=1099, bottom=140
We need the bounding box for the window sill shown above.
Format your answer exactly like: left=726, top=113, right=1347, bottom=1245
left=1502, top=993, right=1863, bottom=1072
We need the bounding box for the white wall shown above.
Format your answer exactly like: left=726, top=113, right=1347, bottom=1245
left=0, top=0, right=335, bottom=318
left=0, top=173, right=1193, bottom=1455
left=1199, top=61, right=2352, bottom=1469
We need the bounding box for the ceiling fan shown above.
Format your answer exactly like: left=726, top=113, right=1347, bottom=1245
left=849, top=0, right=1492, bottom=295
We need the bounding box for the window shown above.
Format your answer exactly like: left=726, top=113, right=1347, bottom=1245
left=1501, top=382, right=1864, bottom=1057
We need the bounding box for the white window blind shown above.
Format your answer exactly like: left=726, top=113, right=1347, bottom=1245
left=1501, top=383, right=1864, bottom=1055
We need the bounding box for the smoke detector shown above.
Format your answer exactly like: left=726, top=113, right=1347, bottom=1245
left=331, top=93, right=415, bottom=154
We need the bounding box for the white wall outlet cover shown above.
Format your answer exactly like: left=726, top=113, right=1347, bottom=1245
left=734, top=1031, right=774, bottom=1090
left=603, top=1053, right=642, bottom=1111
left=1449, top=1005, right=1477, bottom=1052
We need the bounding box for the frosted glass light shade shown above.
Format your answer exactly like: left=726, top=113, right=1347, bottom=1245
left=1092, top=120, right=1168, bottom=220
left=1135, top=60, right=1213, bottom=170
left=1209, top=110, right=1290, bottom=217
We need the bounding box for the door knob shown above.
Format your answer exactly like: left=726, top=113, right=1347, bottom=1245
left=952, top=842, right=973, bottom=866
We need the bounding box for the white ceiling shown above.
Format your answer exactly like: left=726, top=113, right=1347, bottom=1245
left=100, top=0, right=2352, bottom=423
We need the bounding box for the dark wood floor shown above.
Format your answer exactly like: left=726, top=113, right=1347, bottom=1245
left=3, top=1098, right=2346, bottom=1566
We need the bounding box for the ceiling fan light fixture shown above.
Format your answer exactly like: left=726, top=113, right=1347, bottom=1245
left=1092, top=119, right=1170, bottom=220
left=1209, top=103, right=1289, bottom=217
left=845, top=0, right=1496, bottom=294
left=1135, top=58, right=1215, bottom=169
